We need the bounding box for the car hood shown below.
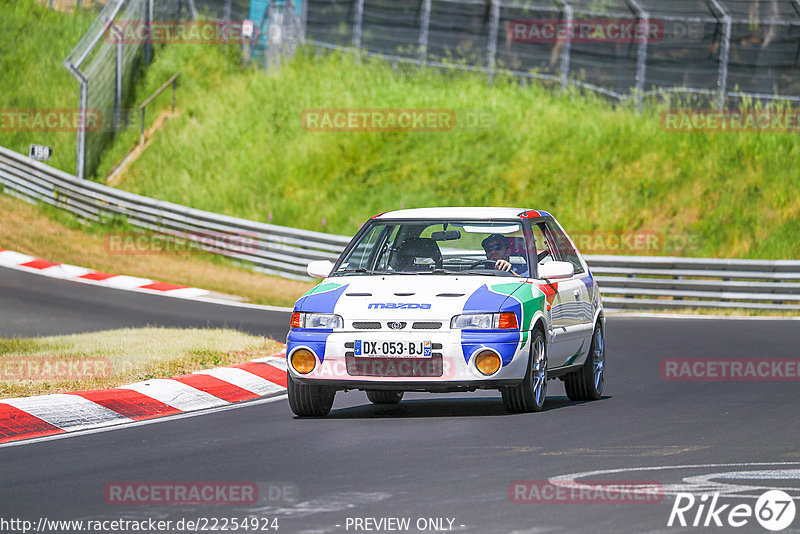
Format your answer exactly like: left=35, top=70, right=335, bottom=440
left=293, top=275, right=532, bottom=322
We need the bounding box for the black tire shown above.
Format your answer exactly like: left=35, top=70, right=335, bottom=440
left=502, top=329, right=547, bottom=413
left=287, top=374, right=336, bottom=417
left=564, top=323, right=605, bottom=401
left=366, top=390, right=404, bottom=404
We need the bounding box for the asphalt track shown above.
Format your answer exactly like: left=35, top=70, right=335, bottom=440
left=2, top=266, right=800, bottom=533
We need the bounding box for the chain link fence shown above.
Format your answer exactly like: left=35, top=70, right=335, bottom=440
left=63, top=0, right=150, bottom=179
left=304, top=0, right=800, bottom=108
left=60, top=0, right=302, bottom=179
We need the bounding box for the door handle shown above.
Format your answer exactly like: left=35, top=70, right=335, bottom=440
left=573, top=290, right=580, bottom=300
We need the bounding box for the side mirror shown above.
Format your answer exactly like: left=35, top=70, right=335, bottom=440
left=307, top=260, right=333, bottom=278
left=538, top=261, right=574, bottom=280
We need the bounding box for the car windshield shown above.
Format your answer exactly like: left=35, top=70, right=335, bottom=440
left=333, top=220, right=529, bottom=276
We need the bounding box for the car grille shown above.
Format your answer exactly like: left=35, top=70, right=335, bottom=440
left=352, top=321, right=382, bottom=329
left=412, top=321, right=442, bottom=329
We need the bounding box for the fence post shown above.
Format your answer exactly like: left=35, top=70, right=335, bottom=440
left=352, top=0, right=365, bottom=49
left=418, top=0, right=431, bottom=65
left=111, top=23, right=122, bottom=131
left=708, top=0, right=731, bottom=109
left=301, top=0, right=308, bottom=41
left=627, top=0, right=649, bottom=110
left=487, top=0, right=500, bottom=83
left=145, top=0, right=153, bottom=65
left=63, top=62, right=88, bottom=179
left=558, top=0, right=573, bottom=91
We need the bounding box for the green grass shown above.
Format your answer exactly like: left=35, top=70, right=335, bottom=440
left=96, top=46, right=800, bottom=260
left=0, top=327, right=283, bottom=398
left=0, top=0, right=97, bottom=174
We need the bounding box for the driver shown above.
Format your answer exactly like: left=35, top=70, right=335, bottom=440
left=481, top=234, right=528, bottom=277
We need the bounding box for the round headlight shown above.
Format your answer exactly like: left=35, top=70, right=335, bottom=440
left=475, top=351, right=501, bottom=375
left=291, top=349, right=316, bottom=374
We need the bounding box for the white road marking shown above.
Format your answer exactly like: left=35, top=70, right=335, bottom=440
left=551, top=462, right=800, bottom=500
left=123, top=379, right=227, bottom=411
left=2, top=394, right=132, bottom=431
left=196, top=367, right=285, bottom=395
left=0, top=393, right=288, bottom=449
left=43, top=264, right=92, bottom=278
left=253, top=356, right=288, bottom=370
left=159, top=287, right=209, bottom=297
left=0, top=251, right=35, bottom=265
left=101, top=275, right=154, bottom=289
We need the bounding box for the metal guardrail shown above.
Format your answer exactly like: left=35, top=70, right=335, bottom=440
left=587, top=255, right=800, bottom=312
left=1, top=145, right=798, bottom=311
left=0, top=145, right=349, bottom=281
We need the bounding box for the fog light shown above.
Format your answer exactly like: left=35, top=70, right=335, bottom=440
left=291, top=349, right=316, bottom=374
left=475, top=351, right=501, bottom=375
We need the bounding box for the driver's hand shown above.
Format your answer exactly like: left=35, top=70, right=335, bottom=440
left=495, top=259, right=512, bottom=272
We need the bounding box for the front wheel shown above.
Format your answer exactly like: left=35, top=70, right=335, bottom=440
left=366, top=390, right=404, bottom=404
left=502, top=329, right=547, bottom=413
left=564, top=323, right=605, bottom=401
left=287, top=374, right=336, bottom=417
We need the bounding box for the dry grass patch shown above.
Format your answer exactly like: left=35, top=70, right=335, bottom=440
left=0, top=327, right=284, bottom=399
left=0, top=193, right=314, bottom=306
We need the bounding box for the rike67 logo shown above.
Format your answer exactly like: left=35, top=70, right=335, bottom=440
left=669, top=490, right=796, bottom=531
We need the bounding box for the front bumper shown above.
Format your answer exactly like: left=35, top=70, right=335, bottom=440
left=286, top=328, right=530, bottom=386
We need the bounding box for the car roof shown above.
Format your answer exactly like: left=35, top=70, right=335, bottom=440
left=374, top=207, right=550, bottom=220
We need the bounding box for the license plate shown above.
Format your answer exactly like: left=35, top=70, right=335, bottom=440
left=354, top=340, right=432, bottom=358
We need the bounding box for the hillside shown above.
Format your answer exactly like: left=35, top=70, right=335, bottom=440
left=14, top=30, right=800, bottom=260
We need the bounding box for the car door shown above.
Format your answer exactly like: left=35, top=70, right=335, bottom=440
left=541, top=219, right=594, bottom=367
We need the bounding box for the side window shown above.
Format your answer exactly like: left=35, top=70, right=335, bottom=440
left=531, top=224, right=552, bottom=265
left=543, top=220, right=584, bottom=275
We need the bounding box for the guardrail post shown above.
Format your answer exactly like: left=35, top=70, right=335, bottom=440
left=487, top=0, right=500, bottom=83
left=627, top=0, right=649, bottom=111
left=708, top=0, right=731, bottom=109
left=418, top=0, right=431, bottom=65
left=558, top=0, right=573, bottom=91
left=352, top=0, right=365, bottom=49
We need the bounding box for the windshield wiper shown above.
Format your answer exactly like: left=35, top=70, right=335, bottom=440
left=334, top=268, right=396, bottom=276
left=457, top=269, right=506, bottom=276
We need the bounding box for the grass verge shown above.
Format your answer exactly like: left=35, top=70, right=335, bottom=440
left=97, top=46, right=799, bottom=260
left=0, top=327, right=283, bottom=399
